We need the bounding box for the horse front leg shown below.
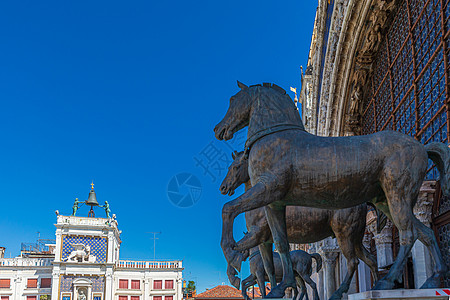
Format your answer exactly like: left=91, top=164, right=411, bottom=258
left=265, top=204, right=296, bottom=299
left=227, top=264, right=241, bottom=289
left=372, top=188, right=417, bottom=290
left=259, top=242, right=277, bottom=290
left=234, top=226, right=266, bottom=252
left=241, top=274, right=257, bottom=300
left=221, top=182, right=273, bottom=271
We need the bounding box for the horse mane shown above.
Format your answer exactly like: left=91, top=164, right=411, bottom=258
left=246, top=82, right=304, bottom=132
left=249, top=83, right=287, bottom=95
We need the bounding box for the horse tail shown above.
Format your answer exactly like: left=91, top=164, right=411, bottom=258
left=310, top=253, right=322, bottom=273
left=426, top=142, right=450, bottom=197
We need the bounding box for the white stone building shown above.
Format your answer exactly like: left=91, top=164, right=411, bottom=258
left=0, top=187, right=183, bottom=300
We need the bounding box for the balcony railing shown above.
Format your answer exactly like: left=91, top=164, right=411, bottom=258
left=0, top=258, right=53, bottom=267
left=116, top=260, right=182, bottom=269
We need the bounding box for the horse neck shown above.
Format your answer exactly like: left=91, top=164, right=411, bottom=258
left=249, top=247, right=259, bottom=257
left=247, top=91, right=304, bottom=138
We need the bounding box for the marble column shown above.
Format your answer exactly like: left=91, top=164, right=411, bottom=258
left=358, top=231, right=373, bottom=292
left=318, top=265, right=324, bottom=300
left=412, top=181, right=435, bottom=288
left=105, top=272, right=113, bottom=300
left=177, top=277, right=183, bottom=300
left=51, top=268, right=60, bottom=300
left=369, top=220, right=394, bottom=270
left=323, top=248, right=339, bottom=299
left=13, top=273, right=20, bottom=300
left=144, top=272, right=151, bottom=300
left=313, top=241, right=325, bottom=300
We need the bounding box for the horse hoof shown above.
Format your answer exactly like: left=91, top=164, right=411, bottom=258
left=230, top=277, right=240, bottom=289
left=420, top=274, right=441, bottom=289
left=372, top=279, right=394, bottom=290
left=265, top=286, right=286, bottom=298
left=328, top=292, right=343, bottom=300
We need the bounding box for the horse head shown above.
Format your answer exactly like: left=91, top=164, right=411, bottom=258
left=214, top=81, right=252, bottom=141
left=214, top=81, right=304, bottom=142
left=220, top=151, right=249, bottom=196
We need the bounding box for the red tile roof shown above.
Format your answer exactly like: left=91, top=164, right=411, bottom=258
left=246, top=283, right=271, bottom=299
left=195, top=285, right=244, bottom=299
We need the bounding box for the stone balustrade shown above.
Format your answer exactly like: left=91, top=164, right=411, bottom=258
left=57, top=215, right=118, bottom=228
left=0, top=258, right=53, bottom=267
left=116, top=260, right=182, bottom=269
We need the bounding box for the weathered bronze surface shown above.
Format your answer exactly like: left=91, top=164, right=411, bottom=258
left=221, top=151, right=378, bottom=300
left=241, top=247, right=322, bottom=300
left=214, top=82, right=449, bottom=297
left=71, top=198, right=83, bottom=216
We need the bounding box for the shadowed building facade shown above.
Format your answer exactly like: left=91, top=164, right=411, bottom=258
left=299, top=0, right=450, bottom=298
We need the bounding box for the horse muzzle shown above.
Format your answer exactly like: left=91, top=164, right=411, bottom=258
left=214, top=122, right=233, bottom=140
left=220, top=184, right=233, bottom=196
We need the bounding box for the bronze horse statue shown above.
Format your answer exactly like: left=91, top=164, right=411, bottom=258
left=220, top=151, right=378, bottom=299
left=242, top=247, right=322, bottom=300
left=214, top=82, right=449, bottom=298
left=221, top=150, right=378, bottom=300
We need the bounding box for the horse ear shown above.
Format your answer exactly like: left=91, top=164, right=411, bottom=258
left=232, top=151, right=236, bottom=160
left=237, top=80, right=248, bottom=90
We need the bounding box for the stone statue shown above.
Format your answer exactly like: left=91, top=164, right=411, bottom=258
left=241, top=247, right=322, bottom=300
left=360, top=0, right=395, bottom=56
left=214, top=82, right=449, bottom=297
left=349, top=69, right=366, bottom=116
left=100, top=201, right=111, bottom=218
left=220, top=151, right=378, bottom=300
left=361, top=24, right=382, bottom=55
left=66, top=244, right=96, bottom=263
left=348, top=85, right=361, bottom=116
left=78, top=290, right=86, bottom=300
left=71, top=198, right=83, bottom=216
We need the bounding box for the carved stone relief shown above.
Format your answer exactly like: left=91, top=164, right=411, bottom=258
left=343, top=0, right=399, bottom=136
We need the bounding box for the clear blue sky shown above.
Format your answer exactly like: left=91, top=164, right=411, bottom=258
left=0, top=0, right=317, bottom=292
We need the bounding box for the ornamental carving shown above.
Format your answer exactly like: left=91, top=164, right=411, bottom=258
left=357, top=0, right=396, bottom=64
left=345, top=67, right=369, bottom=135
left=414, top=181, right=436, bottom=226
left=65, top=243, right=97, bottom=263
left=370, top=220, right=393, bottom=245
left=344, top=0, right=399, bottom=136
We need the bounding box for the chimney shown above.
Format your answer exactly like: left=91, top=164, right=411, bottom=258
left=0, top=247, right=5, bottom=258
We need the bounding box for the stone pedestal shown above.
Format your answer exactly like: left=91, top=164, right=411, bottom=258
left=348, top=289, right=450, bottom=300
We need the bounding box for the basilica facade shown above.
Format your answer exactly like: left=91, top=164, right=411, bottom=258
left=0, top=187, right=183, bottom=300
left=299, top=0, right=450, bottom=298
